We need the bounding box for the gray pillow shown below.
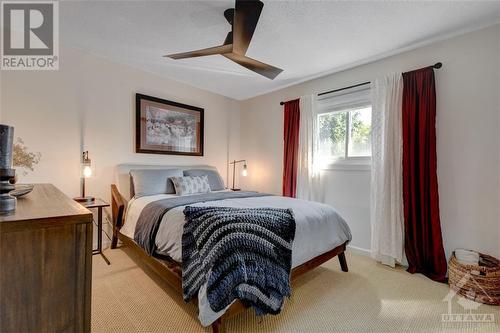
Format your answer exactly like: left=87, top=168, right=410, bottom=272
left=170, top=175, right=211, bottom=196
left=130, top=169, right=183, bottom=198
left=183, top=169, right=225, bottom=191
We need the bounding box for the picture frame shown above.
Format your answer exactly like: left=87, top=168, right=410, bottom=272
left=135, top=93, right=204, bottom=156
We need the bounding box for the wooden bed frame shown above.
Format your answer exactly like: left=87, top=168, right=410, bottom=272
left=110, top=184, right=348, bottom=333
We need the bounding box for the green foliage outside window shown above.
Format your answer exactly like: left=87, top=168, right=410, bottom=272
left=318, top=107, right=371, bottom=158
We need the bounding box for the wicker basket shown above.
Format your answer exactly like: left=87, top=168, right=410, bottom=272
left=448, top=251, right=500, bottom=305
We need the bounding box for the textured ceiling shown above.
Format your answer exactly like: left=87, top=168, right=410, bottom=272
left=60, top=1, right=500, bottom=100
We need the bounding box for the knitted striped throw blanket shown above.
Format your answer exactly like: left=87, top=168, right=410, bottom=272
left=182, top=206, right=296, bottom=316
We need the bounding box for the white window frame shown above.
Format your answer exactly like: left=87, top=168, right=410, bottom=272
left=316, top=86, right=372, bottom=170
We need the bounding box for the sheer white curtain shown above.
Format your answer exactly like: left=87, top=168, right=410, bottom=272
left=370, top=74, right=404, bottom=267
left=296, top=95, right=323, bottom=201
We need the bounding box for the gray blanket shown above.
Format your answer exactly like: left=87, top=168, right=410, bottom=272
left=134, top=191, right=271, bottom=256
left=182, top=206, right=296, bottom=315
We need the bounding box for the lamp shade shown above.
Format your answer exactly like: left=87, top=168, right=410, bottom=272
left=241, top=163, right=248, bottom=177
left=80, top=151, right=94, bottom=178
left=82, top=164, right=92, bottom=178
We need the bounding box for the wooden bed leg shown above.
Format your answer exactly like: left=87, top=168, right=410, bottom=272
left=212, top=318, right=225, bottom=333
left=338, top=252, right=348, bottom=272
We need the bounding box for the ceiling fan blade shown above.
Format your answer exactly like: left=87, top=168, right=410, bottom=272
left=165, top=44, right=232, bottom=59
left=233, top=0, right=263, bottom=55
left=223, top=53, right=282, bottom=79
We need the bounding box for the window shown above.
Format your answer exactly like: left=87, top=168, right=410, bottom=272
left=317, top=87, right=372, bottom=167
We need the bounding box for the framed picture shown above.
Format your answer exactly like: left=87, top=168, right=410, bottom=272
left=136, top=93, right=204, bottom=156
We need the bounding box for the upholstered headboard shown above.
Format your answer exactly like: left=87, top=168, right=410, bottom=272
left=114, top=164, right=219, bottom=201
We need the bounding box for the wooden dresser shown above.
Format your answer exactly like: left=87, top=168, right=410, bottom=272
left=0, top=184, right=93, bottom=333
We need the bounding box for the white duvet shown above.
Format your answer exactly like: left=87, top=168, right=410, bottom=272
left=122, top=192, right=352, bottom=326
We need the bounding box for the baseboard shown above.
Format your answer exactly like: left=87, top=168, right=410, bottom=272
left=94, top=236, right=371, bottom=257
left=93, top=239, right=372, bottom=256
left=347, top=244, right=371, bottom=256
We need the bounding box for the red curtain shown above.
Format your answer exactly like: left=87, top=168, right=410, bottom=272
left=402, top=67, right=447, bottom=282
left=282, top=99, right=300, bottom=197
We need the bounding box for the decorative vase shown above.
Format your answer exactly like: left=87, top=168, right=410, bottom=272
left=0, top=125, right=16, bottom=213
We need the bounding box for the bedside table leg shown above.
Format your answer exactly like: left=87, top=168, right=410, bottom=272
left=97, top=207, right=102, bottom=253
left=100, top=253, right=110, bottom=265
left=93, top=207, right=110, bottom=265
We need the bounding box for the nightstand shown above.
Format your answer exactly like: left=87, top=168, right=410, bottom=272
left=77, top=198, right=111, bottom=265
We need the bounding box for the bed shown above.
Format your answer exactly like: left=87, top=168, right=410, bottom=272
left=110, top=164, right=352, bottom=333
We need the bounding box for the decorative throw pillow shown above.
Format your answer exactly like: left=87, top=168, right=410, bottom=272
left=183, top=169, right=225, bottom=191
left=170, top=176, right=211, bottom=196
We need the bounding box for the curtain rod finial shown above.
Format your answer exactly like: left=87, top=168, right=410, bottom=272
left=433, top=62, right=442, bottom=69
left=280, top=101, right=285, bottom=105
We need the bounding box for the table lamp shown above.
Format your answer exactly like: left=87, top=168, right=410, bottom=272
left=74, top=151, right=95, bottom=202
left=229, top=159, right=248, bottom=191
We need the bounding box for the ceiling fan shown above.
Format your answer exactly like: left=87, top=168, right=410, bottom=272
left=164, top=0, right=283, bottom=80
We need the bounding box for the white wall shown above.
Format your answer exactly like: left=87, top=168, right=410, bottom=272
left=0, top=47, right=241, bottom=202
left=239, top=25, right=500, bottom=259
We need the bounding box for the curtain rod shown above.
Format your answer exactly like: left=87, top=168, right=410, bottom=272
left=279, top=62, right=442, bottom=105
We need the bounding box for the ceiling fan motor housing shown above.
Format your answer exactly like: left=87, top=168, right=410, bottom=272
left=224, top=8, right=234, bottom=25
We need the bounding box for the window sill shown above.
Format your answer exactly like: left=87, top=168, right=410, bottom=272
left=321, top=161, right=371, bottom=171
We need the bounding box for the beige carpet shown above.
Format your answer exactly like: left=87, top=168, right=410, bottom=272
left=92, top=248, right=500, bottom=333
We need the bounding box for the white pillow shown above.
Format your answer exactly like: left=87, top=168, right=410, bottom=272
left=170, top=176, right=211, bottom=196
